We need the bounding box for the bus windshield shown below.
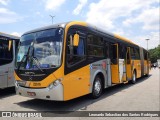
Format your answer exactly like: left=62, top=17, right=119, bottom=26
left=17, top=28, right=63, bottom=69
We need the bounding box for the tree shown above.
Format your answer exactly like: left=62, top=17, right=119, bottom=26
left=149, top=45, right=160, bottom=63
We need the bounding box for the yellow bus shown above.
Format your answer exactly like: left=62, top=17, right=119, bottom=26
left=14, top=21, right=150, bottom=101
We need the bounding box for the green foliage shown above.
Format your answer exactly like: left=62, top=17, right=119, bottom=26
left=149, top=45, right=160, bottom=63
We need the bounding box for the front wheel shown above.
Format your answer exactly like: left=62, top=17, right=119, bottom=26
left=91, top=76, right=103, bottom=99
left=131, top=70, right=136, bottom=84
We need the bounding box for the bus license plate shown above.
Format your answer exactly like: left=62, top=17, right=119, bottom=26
left=27, top=92, right=36, bottom=96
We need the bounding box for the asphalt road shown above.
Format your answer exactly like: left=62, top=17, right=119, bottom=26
left=0, top=68, right=160, bottom=120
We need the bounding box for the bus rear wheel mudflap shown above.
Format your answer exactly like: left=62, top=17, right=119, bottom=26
left=131, top=70, right=137, bottom=84
left=91, top=75, right=103, bottom=99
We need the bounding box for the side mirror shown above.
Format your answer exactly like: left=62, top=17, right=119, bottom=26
left=73, top=33, right=79, bottom=46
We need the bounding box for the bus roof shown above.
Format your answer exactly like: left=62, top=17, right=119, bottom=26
left=22, top=21, right=138, bottom=47
left=114, top=34, right=136, bottom=45
left=23, top=22, right=68, bottom=35
left=86, top=22, right=138, bottom=46
left=0, top=32, right=20, bottom=40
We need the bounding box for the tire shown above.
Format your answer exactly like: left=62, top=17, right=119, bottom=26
left=91, top=75, right=103, bottom=99
left=131, top=70, right=136, bottom=84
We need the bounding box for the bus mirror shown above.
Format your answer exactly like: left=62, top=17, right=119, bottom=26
left=73, top=33, right=79, bottom=46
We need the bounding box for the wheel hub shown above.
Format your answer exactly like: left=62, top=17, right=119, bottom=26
left=94, top=80, right=101, bottom=94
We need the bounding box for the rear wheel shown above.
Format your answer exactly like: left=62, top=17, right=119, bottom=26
left=131, top=70, right=136, bottom=84
left=91, top=75, right=103, bottom=99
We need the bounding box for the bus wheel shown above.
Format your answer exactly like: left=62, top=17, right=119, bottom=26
left=131, top=70, right=136, bottom=84
left=91, top=75, right=103, bottom=99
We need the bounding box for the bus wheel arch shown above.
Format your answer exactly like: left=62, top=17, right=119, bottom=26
left=91, top=72, right=104, bottom=99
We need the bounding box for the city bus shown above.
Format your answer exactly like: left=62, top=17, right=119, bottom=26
left=14, top=21, right=150, bottom=101
left=0, top=32, right=19, bottom=89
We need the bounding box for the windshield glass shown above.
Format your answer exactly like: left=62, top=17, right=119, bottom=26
left=16, top=28, right=63, bottom=69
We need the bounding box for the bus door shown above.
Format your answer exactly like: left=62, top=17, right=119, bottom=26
left=126, top=47, right=132, bottom=80
left=111, top=43, right=120, bottom=84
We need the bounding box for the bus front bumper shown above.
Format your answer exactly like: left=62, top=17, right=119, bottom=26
left=15, top=83, right=64, bottom=101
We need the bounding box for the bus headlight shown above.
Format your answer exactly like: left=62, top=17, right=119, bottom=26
left=48, top=79, right=61, bottom=90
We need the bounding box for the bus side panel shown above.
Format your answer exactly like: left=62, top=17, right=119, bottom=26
left=111, top=65, right=119, bottom=83
left=89, top=59, right=110, bottom=91
left=62, top=65, right=90, bottom=101
left=7, top=66, right=15, bottom=87
left=133, top=60, right=141, bottom=78
left=144, top=60, right=148, bottom=75
left=0, top=68, right=8, bottom=88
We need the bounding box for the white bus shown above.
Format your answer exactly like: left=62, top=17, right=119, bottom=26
left=0, top=32, right=19, bottom=89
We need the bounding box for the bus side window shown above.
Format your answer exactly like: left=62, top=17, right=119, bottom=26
left=67, top=29, right=86, bottom=66
left=105, top=42, right=109, bottom=58
left=119, top=44, right=122, bottom=59
left=118, top=44, right=126, bottom=59
left=0, top=40, right=13, bottom=65
left=110, top=44, right=118, bottom=64
left=135, top=48, right=140, bottom=59
left=121, top=46, right=127, bottom=59
left=131, top=47, right=136, bottom=59
left=144, top=50, right=148, bottom=60
left=87, top=34, right=104, bottom=57
left=127, top=48, right=130, bottom=64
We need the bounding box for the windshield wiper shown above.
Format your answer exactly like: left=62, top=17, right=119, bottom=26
left=17, top=41, right=44, bottom=73
left=31, top=56, right=44, bottom=72
left=17, top=54, right=27, bottom=71
left=17, top=53, right=44, bottom=73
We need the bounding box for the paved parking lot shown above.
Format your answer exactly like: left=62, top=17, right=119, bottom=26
left=0, top=68, right=159, bottom=120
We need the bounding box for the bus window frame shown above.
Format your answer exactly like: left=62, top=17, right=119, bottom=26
left=110, top=43, right=118, bottom=65
left=87, top=32, right=105, bottom=58
left=126, top=47, right=131, bottom=64
left=66, top=27, right=87, bottom=68
left=105, top=41, right=110, bottom=58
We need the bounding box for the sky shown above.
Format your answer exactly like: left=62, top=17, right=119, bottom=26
left=0, top=0, right=159, bottom=49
